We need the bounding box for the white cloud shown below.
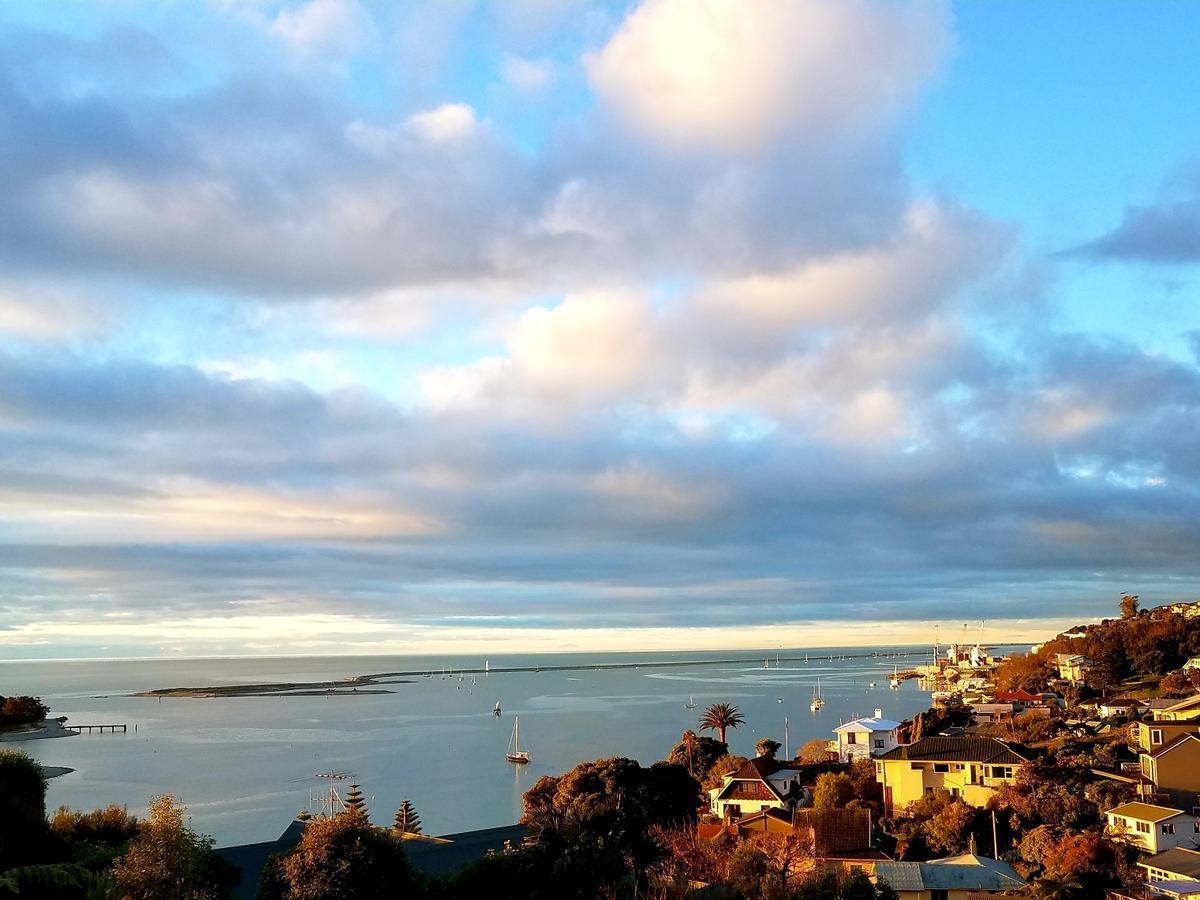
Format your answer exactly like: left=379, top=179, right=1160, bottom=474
left=405, top=103, right=481, bottom=144
left=500, top=54, right=555, bottom=92
left=270, top=0, right=371, bottom=58
left=585, top=0, right=949, bottom=153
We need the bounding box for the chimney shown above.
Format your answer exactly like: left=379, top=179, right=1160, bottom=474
left=874, top=708, right=883, bottom=719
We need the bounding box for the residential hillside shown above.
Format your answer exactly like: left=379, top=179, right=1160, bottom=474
left=996, top=596, right=1200, bottom=696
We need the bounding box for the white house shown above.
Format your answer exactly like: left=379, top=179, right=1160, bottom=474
left=1105, top=802, right=1200, bottom=854
left=708, top=756, right=809, bottom=821
left=831, top=709, right=901, bottom=762
left=1056, top=653, right=1092, bottom=684
left=1183, top=657, right=1200, bottom=671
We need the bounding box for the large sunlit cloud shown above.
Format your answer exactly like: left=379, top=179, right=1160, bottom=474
left=585, top=0, right=949, bottom=153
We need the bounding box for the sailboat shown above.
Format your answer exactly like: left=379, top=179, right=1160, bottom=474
left=506, top=717, right=531, bottom=764
left=493, top=701, right=502, bottom=717
left=889, top=666, right=901, bottom=689
left=810, top=679, right=824, bottom=711
left=685, top=696, right=696, bottom=710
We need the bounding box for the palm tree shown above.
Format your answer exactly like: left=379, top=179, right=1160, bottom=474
left=755, top=737, right=781, bottom=759
left=699, top=703, right=745, bottom=744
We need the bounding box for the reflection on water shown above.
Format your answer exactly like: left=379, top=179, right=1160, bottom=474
left=4, top=648, right=935, bottom=845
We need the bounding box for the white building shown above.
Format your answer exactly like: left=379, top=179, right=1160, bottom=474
left=1105, top=802, right=1200, bottom=855
left=831, top=709, right=901, bottom=762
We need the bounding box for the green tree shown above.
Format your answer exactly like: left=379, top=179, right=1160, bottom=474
left=1119, top=594, right=1139, bottom=620
left=665, top=730, right=727, bottom=782
left=755, top=738, right=782, bottom=759
left=269, top=812, right=415, bottom=900
left=812, top=772, right=854, bottom=810
left=699, top=703, right=745, bottom=745
left=0, top=749, right=52, bottom=870
left=343, top=784, right=367, bottom=819
left=702, top=754, right=749, bottom=791
left=925, top=800, right=977, bottom=854
left=393, top=800, right=421, bottom=835
left=109, top=795, right=234, bottom=900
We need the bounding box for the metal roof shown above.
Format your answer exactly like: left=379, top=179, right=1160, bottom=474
left=1142, top=849, right=1200, bottom=879
left=876, top=735, right=1030, bottom=765
left=1106, top=801, right=1185, bottom=822
left=875, top=854, right=1025, bottom=891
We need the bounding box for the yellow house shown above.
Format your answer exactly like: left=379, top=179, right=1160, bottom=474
left=875, top=736, right=1030, bottom=815
left=1152, top=694, right=1200, bottom=723
left=1140, top=734, right=1200, bottom=810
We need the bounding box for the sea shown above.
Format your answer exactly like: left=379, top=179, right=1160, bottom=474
left=1, top=648, right=940, bottom=846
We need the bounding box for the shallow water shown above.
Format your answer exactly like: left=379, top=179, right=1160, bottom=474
left=2, top=648, right=937, bottom=845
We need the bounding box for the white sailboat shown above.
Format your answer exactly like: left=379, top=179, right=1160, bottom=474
left=685, top=695, right=696, bottom=710
left=506, top=717, right=531, bottom=764
left=889, top=666, right=901, bottom=689
left=493, top=701, right=502, bottom=717
left=810, top=679, right=824, bottom=711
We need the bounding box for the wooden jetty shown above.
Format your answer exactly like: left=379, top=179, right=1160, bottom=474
left=66, top=723, right=127, bottom=734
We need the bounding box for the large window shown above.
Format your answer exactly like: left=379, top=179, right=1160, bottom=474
left=1137, top=822, right=1151, bottom=834
left=933, top=763, right=950, bottom=773
left=1162, top=823, right=1175, bottom=835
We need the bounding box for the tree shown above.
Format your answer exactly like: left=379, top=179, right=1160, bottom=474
left=812, top=773, right=854, bottom=810
left=1119, top=594, right=1139, bottom=620
left=702, top=754, right=749, bottom=791
left=699, top=703, right=745, bottom=745
left=665, top=730, right=727, bottom=782
left=110, top=795, right=235, bottom=900
left=343, top=784, right=367, bottom=819
left=0, top=749, right=52, bottom=870
left=925, top=800, right=978, bottom=854
left=797, top=739, right=836, bottom=764
left=269, top=812, right=415, bottom=900
left=393, top=800, right=421, bottom=835
left=755, top=738, right=782, bottom=759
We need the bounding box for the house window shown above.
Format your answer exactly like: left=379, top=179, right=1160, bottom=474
left=1162, top=823, right=1175, bottom=835
left=1152, top=729, right=1163, bottom=745
left=847, top=732, right=857, bottom=744
left=911, top=763, right=925, bottom=771
left=933, top=763, right=950, bottom=773
left=1137, top=822, right=1151, bottom=834
left=874, top=739, right=885, bottom=749
left=1194, top=822, right=1199, bottom=834
left=931, top=891, right=949, bottom=900
left=990, top=766, right=1014, bottom=779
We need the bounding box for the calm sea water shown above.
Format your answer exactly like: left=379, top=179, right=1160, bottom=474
left=1, top=648, right=936, bottom=846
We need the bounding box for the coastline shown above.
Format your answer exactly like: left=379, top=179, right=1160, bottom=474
left=0, top=717, right=77, bottom=742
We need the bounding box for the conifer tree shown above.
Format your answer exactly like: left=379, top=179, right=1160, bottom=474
left=393, top=799, right=422, bottom=835
left=343, top=783, right=368, bottom=819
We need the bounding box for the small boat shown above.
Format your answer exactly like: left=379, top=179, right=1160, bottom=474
left=493, top=701, right=502, bottom=717
left=685, top=696, right=696, bottom=710
left=889, top=666, right=901, bottom=689
left=506, top=717, right=531, bottom=764
left=810, top=679, right=824, bottom=712
left=869, top=681, right=877, bottom=689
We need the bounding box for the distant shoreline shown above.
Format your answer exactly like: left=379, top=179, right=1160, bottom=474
left=133, top=647, right=1027, bottom=699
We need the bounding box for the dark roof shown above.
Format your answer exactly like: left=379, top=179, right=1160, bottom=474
left=403, top=825, right=527, bottom=877
left=216, top=819, right=308, bottom=900
left=877, top=736, right=1030, bottom=765
left=1140, top=848, right=1200, bottom=879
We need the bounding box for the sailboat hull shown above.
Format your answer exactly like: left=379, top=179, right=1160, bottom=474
left=506, top=753, right=530, bottom=764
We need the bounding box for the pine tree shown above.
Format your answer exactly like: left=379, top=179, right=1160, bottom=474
left=343, top=783, right=368, bottom=819
left=393, top=800, right=421, bottom=835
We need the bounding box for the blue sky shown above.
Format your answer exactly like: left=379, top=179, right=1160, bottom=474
left=1, top=0, right=1199, bottom=658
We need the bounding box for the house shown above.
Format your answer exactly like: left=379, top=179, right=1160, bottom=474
left=874, top=736, right=1031, bottom=815
left=1135, top=718, right=1200, bottom=754
left=1100, top=698, right=1147, bottom=720
left=872, top=853, right=1025, bottom=898
left=1140, top=734, right=1200, bottom=810
left=1105, top=802, right=1200, bottom=854
left=1056, top=654, right=1092, bottom=684
left=402, top=824, right=527, bottom=877
left=970, top=703, right=1015, bottom=724
left=1184, top=659, right=1200, bottom=672
left=832, top=709, right=902, bottom=762
left=1153, top=695, right=1200, bottom=723
left=708, top=756, right=809, bottom=821
left=216, top=819, right=309, bottom=900
left=1140, top=847, right=1200, bottom=896
left=993, top=688, right=1049, bottom=709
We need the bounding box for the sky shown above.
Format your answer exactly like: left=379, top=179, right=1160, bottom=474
left=1, top=0, right=1200, bottom=659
